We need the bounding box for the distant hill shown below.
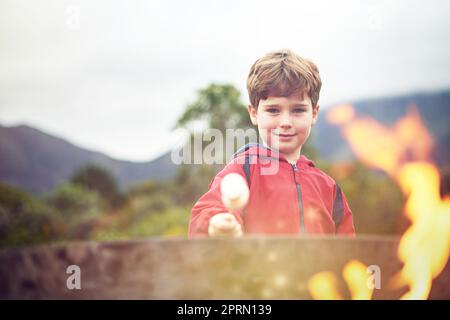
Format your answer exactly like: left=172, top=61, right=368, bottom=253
left=1, top=90, right=449, bottom=195
left=0, top=125, right=177, bottom=194
left=312, top=90, right=450, bottom=167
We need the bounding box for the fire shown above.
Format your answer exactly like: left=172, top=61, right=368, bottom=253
left=308, top=103, right=450, bottom=300
left=392, top=163, right=450, bottom=299
left=307, top=260, right=374, bottom=300
left=326, top=104, right=355, bottom=125
left=327, top=104, right=433, bottom=177
left=343, top=260, right=374, bottom=300
left=308, top=271, right=343, bottom=300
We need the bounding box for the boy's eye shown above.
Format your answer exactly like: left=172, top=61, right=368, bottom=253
left=266, top=108, right=279, bottom=113
left=292, top=108, right=306, bottom=113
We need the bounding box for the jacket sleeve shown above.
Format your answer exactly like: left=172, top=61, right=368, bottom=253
left=188, top=160, right=247, bottom=238
left=336, top=186, right=356, bottom=236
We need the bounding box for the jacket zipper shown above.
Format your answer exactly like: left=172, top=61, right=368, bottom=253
left=291, top=163, right=305, bottom=234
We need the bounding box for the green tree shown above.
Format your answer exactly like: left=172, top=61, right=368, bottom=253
left=45, top=183, right=103, bottom=239
left=174, top=83, right=254, bottom=207
left=70, top=164, right=125, bottom=209
left=172, top=164, right=217, bottom=206
left=0, top=183, right=58, bottom=247
left=127, top=181, right=173, bottom=214
left=176, top=83, right=252, bottom=132
left=46, top=183, right=102, bottom=219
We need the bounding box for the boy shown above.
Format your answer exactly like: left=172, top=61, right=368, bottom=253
left=189, top=49, right=355, bottom=237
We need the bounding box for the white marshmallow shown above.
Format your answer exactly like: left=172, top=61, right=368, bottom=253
left=220, top=173, right=249, bottom=211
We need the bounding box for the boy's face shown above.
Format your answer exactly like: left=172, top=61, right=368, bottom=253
left=248, top=93, right=319, bottom=162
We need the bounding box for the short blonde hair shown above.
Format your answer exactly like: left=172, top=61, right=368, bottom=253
left=247, top=49, right=322, bottom=108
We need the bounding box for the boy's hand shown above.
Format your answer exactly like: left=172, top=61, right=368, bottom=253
left=208, top=213, right=243, bottom=237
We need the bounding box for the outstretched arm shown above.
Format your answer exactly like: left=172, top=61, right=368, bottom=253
left=188, top=162, right=247, bottom=238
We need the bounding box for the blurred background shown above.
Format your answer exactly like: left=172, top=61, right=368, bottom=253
left=1, top=0, right=449, bottom=248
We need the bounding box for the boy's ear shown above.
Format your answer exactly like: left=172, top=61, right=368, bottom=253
left=312, top=104, right=320, bottom=125
left=247, top=104, right=258, bottom=126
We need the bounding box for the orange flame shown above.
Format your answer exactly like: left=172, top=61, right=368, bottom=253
left=328, top=104, right=433, bottom=177
left=343, top=260, right=374, bottom=300
left=308, top=260, right=374, bottom=300
left=315, top=103, right=450, bottom=300
left=308, top=271, right=343, bottom=300
left=392, top=163, right=450, bottom=299
left=326, top=104, right=355, bottom=125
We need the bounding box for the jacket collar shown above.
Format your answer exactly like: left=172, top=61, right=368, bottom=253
left=235, top=143, right=315, bottom=168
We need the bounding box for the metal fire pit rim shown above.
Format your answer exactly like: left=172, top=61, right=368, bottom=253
left=0, top=234, right=401, bottom=256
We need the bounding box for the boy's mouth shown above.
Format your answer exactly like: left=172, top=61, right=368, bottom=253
left=274, top=132, right=297, bottom=141
left=275, top=133, right=297, bottom=137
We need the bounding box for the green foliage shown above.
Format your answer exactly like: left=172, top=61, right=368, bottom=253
left=0, top=183, right=59, bottom=247
left=173, top=164, right=217, bottom=206
left=1, top=181, right=109, bottom=247
left=87, top=180, right=191, bottom=242
left=127, top=181, right=174, bottom=213
left=46, top=182, right=103, bottom=221
left=0, top=174, right=192, bottom=248
left=70, top=164, right=125, bottom=208
left=176, top=83, right=252, bottom=132
left=319, top=161, right=405, bottom=234
left=175, top=83, right=257, bottom=165
left=92, top=206, right=189, bottom=241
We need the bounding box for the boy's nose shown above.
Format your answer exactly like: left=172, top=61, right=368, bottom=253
left=279, top=113, right=293, bottom=128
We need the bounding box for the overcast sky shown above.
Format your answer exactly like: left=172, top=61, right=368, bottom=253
left=1, top=0, right=449, bottom=161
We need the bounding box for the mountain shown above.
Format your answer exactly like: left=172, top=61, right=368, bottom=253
left=312, top=90, right=450, bottom=168
left=0, top=125, right=177, bottom=194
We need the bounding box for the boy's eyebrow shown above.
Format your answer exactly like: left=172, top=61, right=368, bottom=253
left=263, top=103, right=309, bottom=107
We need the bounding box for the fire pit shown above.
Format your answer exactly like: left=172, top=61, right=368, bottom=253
left=0, top=236, right=448, bottom=299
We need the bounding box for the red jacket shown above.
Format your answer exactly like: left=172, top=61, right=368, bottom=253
left=189, top=144, right=355, bottom=237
